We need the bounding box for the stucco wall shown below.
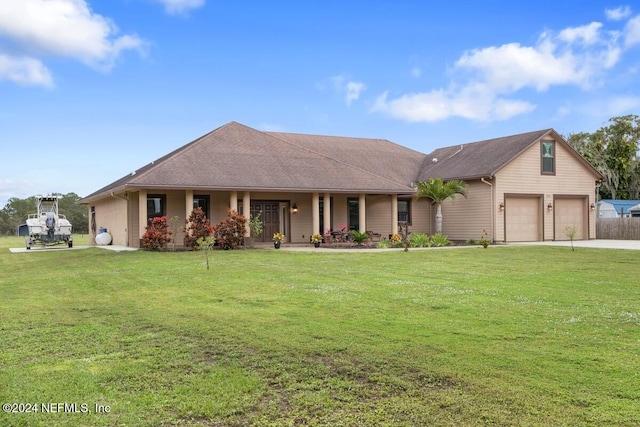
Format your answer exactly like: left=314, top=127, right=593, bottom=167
left=90, top=196, right=128, bottom=246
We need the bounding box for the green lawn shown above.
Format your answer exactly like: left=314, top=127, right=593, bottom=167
left=1, top=236, right=638, bottom=426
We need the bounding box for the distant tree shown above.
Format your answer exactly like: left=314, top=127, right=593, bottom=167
left=0, top=196, right=36, bottom=235
left=57, top=193, right=89, bottom=234
left=414, top=178, right=467, bottom=235
left=567, top=115, right=640, bottom=200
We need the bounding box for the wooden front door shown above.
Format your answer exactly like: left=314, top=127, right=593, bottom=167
left=250, top=202, right=281, bottom=242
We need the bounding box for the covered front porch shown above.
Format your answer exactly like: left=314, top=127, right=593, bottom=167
left=124, top=189, right=419, bottom=247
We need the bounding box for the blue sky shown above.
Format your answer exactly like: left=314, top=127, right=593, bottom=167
left=1, top=0, right=640, bottom=208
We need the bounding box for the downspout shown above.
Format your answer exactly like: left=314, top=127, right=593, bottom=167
left=480, top=178, right=494, bottom=242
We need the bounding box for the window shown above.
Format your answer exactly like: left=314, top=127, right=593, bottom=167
left=147, top=194, right=166, bottom=223
left=541, top=140, right=555, bottom=174
left=348, top=198, right=359, bottom=230
left=193, top=195, right=210, bottom=218
left=398, top=199, right=411, bottom=224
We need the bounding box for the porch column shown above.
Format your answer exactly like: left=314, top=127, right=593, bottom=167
left=242, top=191, right=251, bottom=236
left=359, top=193, right=366, bottom=232
left=230, top=191, right=238, bottom=212
left=323, top=193, right=331, bottom=234
left=185, top=190, right=193, bottom=223
left=312, top=192, right=320, bottom=234
left=138, top=190, right=147, bottom=244
left=391, top=194, right=398, bottom=235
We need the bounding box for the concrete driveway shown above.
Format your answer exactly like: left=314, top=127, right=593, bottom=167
left=508, top=239, right=640, bottom=250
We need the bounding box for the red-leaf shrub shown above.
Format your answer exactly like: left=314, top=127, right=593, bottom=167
left=184, top=207, right=214, bottom=249
left=141, top=216, right=172, bottom=250
left=212, top=210, right=247, bottom=249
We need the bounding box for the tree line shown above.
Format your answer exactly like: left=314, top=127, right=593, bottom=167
left=566, top=114, right=640, bottom=200
left=0, top=193, right=88, bottom=236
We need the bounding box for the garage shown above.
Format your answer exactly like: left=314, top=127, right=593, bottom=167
left=505, top=196, right=542, bottom=242
left=554, top=197, right=587, bottom=240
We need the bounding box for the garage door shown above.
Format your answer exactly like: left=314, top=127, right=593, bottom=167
left=554, top=198, right=586, bottom=240
left=505, top=197, right=541, bottom=242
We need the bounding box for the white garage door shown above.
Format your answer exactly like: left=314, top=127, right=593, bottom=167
left=505, top=197, right=541, bottom=242
left=554, top=198, right=586, bottom=240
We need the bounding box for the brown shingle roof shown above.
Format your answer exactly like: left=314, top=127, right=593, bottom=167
left=82, top=122, right=425, bottom=201
left=417, top=128, right=601, bottom=181
left=81, top=123, right=602, bottom=203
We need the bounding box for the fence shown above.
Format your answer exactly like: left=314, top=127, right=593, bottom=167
left=596, top=217, right=640, bottom=240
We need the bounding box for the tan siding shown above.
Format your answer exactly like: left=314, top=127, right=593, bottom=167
left=291, top=194, right=312, bottom=243
left=410, top=199, right=432, bottom=235
left=496, top=140, right=597, bottom=240
left=440, top=181, right=491, bottom=241
left=366, top=195, right=392, bottom=236
left=331, top=195, right=349, bottom=231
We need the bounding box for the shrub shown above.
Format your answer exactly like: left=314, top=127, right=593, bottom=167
left=350, top=230, right=370, bottom=246
left=213, top=210, right=247, bottom=249
left=409, top=233, right=430, bottom=248
left=376, top=239, right=390, bottom=248
left=430, top=233, right=451, bottom=247
left=249, top=212, right=263, bottom=238
left=141, top=216, right=172, bottom=250
left=184, top=207, right=214, bottom=249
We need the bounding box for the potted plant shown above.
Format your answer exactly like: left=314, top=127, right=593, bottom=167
left=311, top=233, right=322, bottom=247
left=272, top=232, right=284, bottom=249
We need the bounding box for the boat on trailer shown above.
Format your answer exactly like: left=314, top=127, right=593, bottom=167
left=18, top=195, right=73, bottom=249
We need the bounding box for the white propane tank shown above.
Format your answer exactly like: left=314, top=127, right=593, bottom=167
left=95, top=232, right=112, bottom=245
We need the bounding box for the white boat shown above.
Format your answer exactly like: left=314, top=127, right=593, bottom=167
left=18, top=196, right=73, bottom=249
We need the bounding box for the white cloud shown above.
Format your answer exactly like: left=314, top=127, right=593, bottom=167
left=557, top=21, right=603, bottom=45
left=331, top=75, right=365, bottom=106
left=0, top=0, right=146, bottom=87
left=155, top=0, right=205, bottom=15
left=372, top=87, right=535, bottom=123
left=605, top=95, right=640, bottom=114
left=345, top=81, right=365, bottom=106
left=373, top=18, right=630, bottom=123
left=606, top=6, right=632, bottom=21
left=0, top=54, right=53, bottom=87
left=411, top=67, right=422, bottom=77
left=624, top=15, right=640, bottom=47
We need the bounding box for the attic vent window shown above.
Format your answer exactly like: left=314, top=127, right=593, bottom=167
left=541, top=140, right=555, bottom=175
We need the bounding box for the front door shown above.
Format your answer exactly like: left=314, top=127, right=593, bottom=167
left=250, top=201, right=280, bottom=242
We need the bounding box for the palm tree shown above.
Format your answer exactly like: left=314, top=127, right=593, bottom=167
left=414, top=178, right=467, bottom=235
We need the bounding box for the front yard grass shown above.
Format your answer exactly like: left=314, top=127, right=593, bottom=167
left=0, top=236, right=638, bottom=426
